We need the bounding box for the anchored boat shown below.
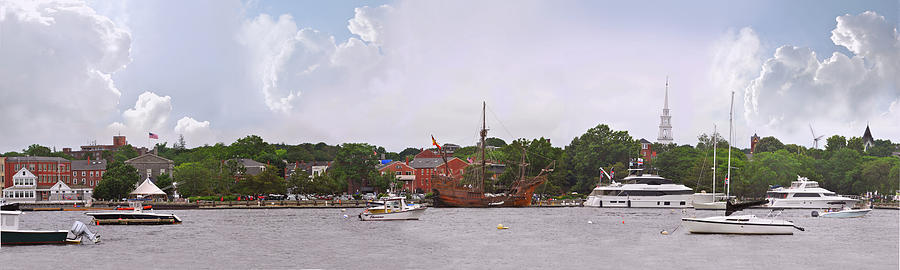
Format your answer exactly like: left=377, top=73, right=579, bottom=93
left=814, top=207, right=872, bottom=218
left=359, top=197, right=426, bottom=221
left=682, top=200, right=804, bottom=235
left=431, top=102, right=553, bottom=208
left=1, top=210, right=99, bottom=245
left=85, top=201, right=182, bottom=225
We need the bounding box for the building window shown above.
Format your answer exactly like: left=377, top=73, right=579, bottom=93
left=82, top=178, right=86, bottom=185
left=73, top=172, right=77, bottom=176
left=82, top=171, right=86, bottom=176
left=160, top=169, right=166, bottom=174
left=90, top=171, right=94, bottom=177
left=147, top=169, right=152, bottom=177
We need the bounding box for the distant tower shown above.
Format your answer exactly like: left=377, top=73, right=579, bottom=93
left=657, top=77, right=674, bottom=144
left=750, top=133, right=760, bottom=154
left=862, top=125, right=875, bottom=152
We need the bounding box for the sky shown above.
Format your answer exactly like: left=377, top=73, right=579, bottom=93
left=0, top=0, right=897, bottom=153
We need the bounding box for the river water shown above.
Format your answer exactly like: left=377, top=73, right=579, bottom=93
left=1, top=207, right=897, bottom=269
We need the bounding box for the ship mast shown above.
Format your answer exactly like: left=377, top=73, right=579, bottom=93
left=480, top=101, right=487, bottom=193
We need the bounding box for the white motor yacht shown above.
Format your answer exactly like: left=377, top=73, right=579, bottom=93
left=584, top=174, right=693, bottom=208
left=814, top=207, right=872, bottom=218
left=359, top=197, right=426, bottom=221
left=766, top=176, right=857, bottom=209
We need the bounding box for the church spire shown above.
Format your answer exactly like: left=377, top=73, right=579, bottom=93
left=657, top=76, right=674, bottom=144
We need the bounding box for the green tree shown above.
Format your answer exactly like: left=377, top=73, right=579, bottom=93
left=113, top=144, right=140, bottom=162
left=174, top=162, right=215, bottom=197
left=823, top=148, right=861, bottom=194
left=754, top=136, right=784, bottom=153
left=175, top=134, right=187, bottom=150
left=485, top=137, right=507, bottom=147
left=739, top=150, right=818, bottom=197
left=846, top=137, right=863, bottom=153
left=155, top=173, right=175, bottom=196
left=330, top=143, right=380, bottom=194
left=93, top=162, right=140, bottom=200
left=855, top=157, right=898, bottom=195
left=560, top=124, right=637, bottom=193
left=230, top=135, right=268, bottom=158
left=286, top=169, right=312, bottom=195
left=236, top=167, right=286, bottom=195
left=398, top=147, right=421, bottom=159
left=23, top=144, right=52, bottom=156
left=867, top=139, right=895, bottom=157
left=654, top=145, right=702, bottom=186
left=825, top=135, right=846, bottom=152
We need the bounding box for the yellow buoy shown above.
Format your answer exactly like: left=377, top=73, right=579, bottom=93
left=497, top=223, right=509, bottom=229
left=661, top=230, right=669, bottom=235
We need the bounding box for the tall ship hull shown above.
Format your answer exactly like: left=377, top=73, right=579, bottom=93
left=431, top=177, right=544, bottom=207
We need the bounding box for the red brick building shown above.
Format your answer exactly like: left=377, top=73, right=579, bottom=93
left=378, top=160, right=416, bottom=191
left=639, top=139, right=656, bottom=167
left=71, top=158, right=107, bottom=188
left=3, top=157, right=72, bottom=199
left=62, top=135, right=147, bottom=160
left=408, top=150, right=469, bottom=193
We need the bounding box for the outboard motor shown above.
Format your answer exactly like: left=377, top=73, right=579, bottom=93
left=811, top=211, right=819, bottom=217
left=69, top=221, right=101, bottom=243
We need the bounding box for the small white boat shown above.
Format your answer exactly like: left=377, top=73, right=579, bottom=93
left=681, top=200, right=805, bottom=235
left=814, top=208, right=872, bottom=218
left=2, top=210, right=99, bottom=245
left=359, top=197, right=426, bottom=221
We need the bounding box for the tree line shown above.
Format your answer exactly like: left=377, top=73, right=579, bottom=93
left=4, top=125, right=898, bottom=200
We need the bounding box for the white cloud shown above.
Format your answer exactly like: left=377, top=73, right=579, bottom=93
left=120, top=91, right=173, bottom=132
left=744, top=11, right=899, bottom=144
left=0, top=0, right=130, bottom=149
left=174, top=116, right=215, bottom=147
left=347, top=5, right=394, bottom=46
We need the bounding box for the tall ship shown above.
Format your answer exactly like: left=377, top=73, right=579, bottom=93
left=765, top=176, right=858, bottom=209
left=584, top=165, right=693, bottom=208
left=430, top=102, right=553, bottom=207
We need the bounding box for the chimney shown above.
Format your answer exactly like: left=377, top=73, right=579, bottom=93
left=405, top=157, right=409, bottom=165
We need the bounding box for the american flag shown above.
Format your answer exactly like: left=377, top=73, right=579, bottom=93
left=149, top=132, right=159, bottom=139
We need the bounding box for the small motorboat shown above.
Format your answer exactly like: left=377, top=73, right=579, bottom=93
left=682, top=200, right=805, bottom=235
left=86, top=201, right=181, bottom=225
left=359, top=197, right=426, bottom=221
left=1, top=210, right=100, bottom=245
left=813, top=207, right=872, bottom=218
left=115, top=205, right=153, bottom=211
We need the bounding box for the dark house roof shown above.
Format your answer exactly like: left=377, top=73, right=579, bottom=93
left=408, top=158, right=445, bottom=169
left=71, top=159, right=107, bottom=171
left=227, top=158, right=266, bottom=175
left=639, top=139, right=651, bottom=144
left=862, top=125, right=874, bottom=143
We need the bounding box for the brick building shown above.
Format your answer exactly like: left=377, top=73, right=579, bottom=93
left=3, top=157, right=72, bottom=201
left=378, top=160, right=416, bottom=192
left=639, top=139, right=656, bottom=167
left=408, top=150, right=469, bottom=193
left=3, top=157, right=71, bottom=188
left=62, top=135, right=148, bottom=160
left=71, top=158, right=107, bottom=188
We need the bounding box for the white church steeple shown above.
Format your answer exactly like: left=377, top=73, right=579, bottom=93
left=657, top=77, right=674, bottom=144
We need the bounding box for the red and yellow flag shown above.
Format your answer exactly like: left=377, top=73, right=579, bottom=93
left=431, top=135, right=442, bottom=150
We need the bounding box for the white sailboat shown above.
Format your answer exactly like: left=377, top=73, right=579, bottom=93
left=682, top=91, right=804, bottom=235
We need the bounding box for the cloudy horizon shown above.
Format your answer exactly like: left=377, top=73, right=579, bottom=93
left=1, top=0, right=897, bottom=153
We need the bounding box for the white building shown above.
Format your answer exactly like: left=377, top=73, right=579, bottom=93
left=3, top=168, right=37, bottom=203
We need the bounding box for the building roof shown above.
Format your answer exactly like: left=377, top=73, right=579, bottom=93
left=124, top=153, right=173, bottom=164
left=6, top=156, right=69, bottom=162
left=408, top=157, right=445, bottom=169
left=862, top=125, right=874, bottom=142
left=13, top=168, right=36, bottom=179
left=71, top=159, right=107, bottom=170
left=131, top=178, right=166, bottom=195
left=639, top=139, right=651, bottom=144
left=378, top=160, right=413, bottom=171
left=228, top=158, right=266, bottom=167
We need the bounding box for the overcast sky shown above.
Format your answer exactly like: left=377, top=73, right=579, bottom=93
left=1, top=0, right=897, bottom=153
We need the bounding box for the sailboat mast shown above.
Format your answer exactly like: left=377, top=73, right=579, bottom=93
left=727, top=91, right=734, bottom=199
left=712, top=124, right=717, bottom=199
left=480, top=102, right=487, bottom=193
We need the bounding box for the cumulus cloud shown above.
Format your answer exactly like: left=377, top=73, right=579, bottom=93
left=743, top=11, right=899, bottom=143
left=174, top=117, right=215, bottom=147
left=347, top=5, right=394, bottom=46
left=0, top=0, right=130, bottom=149
left=238, top=11, right=383, bottom=114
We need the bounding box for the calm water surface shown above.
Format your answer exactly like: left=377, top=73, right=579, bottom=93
left=1, top=207, right=898, bottom=269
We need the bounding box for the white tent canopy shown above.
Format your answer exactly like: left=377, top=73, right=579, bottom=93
left=131, top=178, right=166, bottom=196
